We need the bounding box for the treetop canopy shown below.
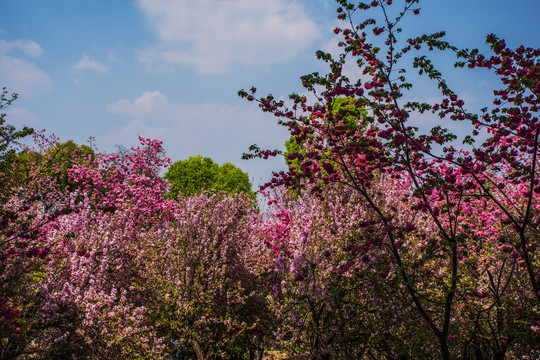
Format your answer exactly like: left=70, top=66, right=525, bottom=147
left=164, top=154, right=255, bottom=201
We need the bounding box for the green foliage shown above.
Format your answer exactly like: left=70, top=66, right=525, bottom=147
left=284, top=136, right=303, bottom=174
left=164, top=155, right=256, bottom=200
left=331, top=96, right=369, bottom=129
left=0, top=88, right=34, bottom=233
left=18, top=141, right=95, bottom=193
left=0, top=88, right=33, bottom=183
left=284, top=96, right=369, bottom=185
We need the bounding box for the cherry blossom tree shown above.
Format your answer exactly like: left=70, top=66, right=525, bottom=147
left=145, top=192, right=274, bottom=359
left=0, top=102, right=89, bottom=357
left=240, top=0, right=540, bottom=357
left=10, top=135, right=273, bottom=359
left=259, top=181, right=413, bottom=359
left=29, top=137, right=172, bottom=358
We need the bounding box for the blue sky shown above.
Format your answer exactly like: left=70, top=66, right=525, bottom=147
left=2, top=0, right=540, bottom=186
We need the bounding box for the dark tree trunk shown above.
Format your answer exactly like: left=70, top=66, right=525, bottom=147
left=189, top=339, right=204, bottom=360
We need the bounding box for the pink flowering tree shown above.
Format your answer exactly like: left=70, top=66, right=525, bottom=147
left=0, top=107, right=93, bottom=357
left=145, top=192, right=275, bottom=359
left=240, top=0, right=540, bottom=358
left=36, top=207, right=168, bottom=358
left=260, top=181, right=420, bottom=359
left=459, top=36, right=540, bottom=305
left=25, top=137, right=173, bottom=358
left=262, top=174, right=539, bottom=358
left=0, top=88, right=34, bottom=356
left=17, top=135, right=275, bottom=359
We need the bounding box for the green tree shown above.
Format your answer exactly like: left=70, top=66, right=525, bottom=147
left=164, top=155, right=256, bottom=200
left=0, top=88, right=33, bottom=185
left=283, top=96, right=369, bottom=192
left=17, top=140, right=95, bottom=193
left=285, top=96, right=368, bottom=168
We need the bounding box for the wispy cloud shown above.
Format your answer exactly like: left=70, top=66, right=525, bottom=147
left=0, top=56, right=52, bottom=96
left=0, top=39, right=43, bottom=58
left=107, top=50, right=119, bottom=62
left=106, top=91, right=168, bottom=117
left=105, top=91, right=290, bottom=182
left=0, top=38, right=50, bottom=96
left=5, top=106, right=40, bottom=128
left=72, top=54, right=110, bottom=73
left=136, top=0, right=321, bottom=74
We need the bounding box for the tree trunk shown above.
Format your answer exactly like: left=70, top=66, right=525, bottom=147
left=249, top=347, right=264, bottom=360
left=189, top=339, right=204, bottom=360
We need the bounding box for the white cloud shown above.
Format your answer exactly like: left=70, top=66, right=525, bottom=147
left=5, top=106, right=40, bottom=128
left=105, top=91, right=290, bottom=183
left=0, top=39, right=43, bottom=58
left=72, top=54, right=110, bottom=73
left=0, top=39, right=50, bottom=97
left=107, top=50, right=119, bottom=62
left=106, top=91, right=168, bottom=117
left=136, top=0, right=321, bottom=74
left=0, top=56, right=52, bottom=96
